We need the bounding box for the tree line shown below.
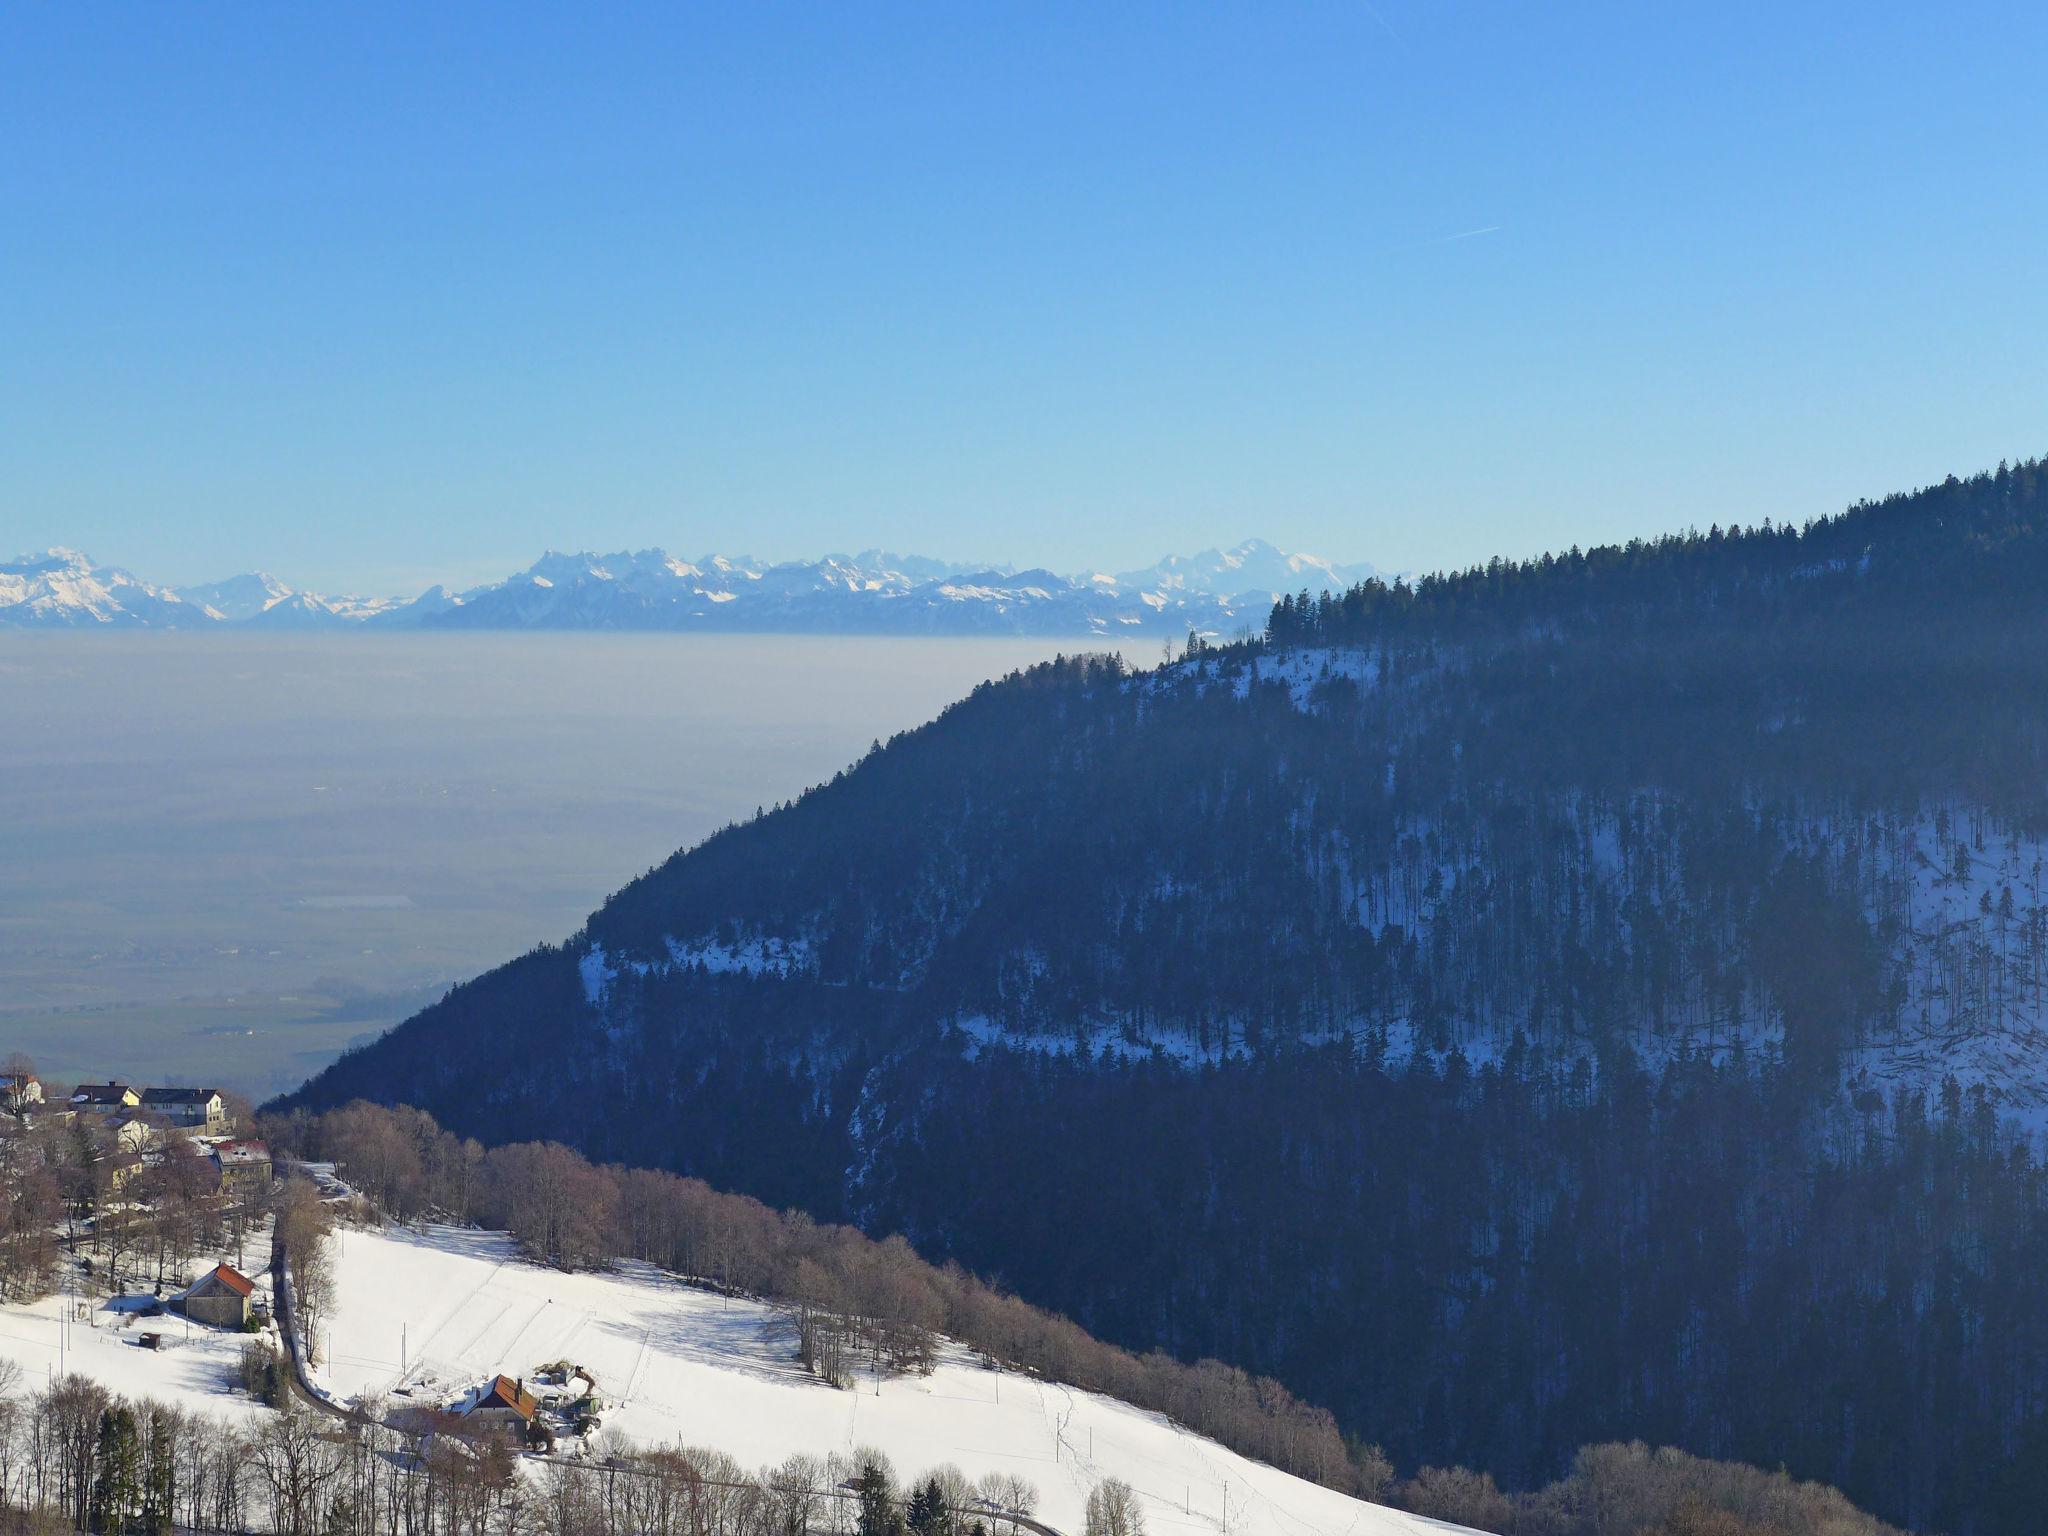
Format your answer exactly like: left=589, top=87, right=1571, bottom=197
left=250, top=1101, right=1912, bottom=1536
left=0, top=1363, right=1079, bottom=1536
left=257, top=1100, right=1369, bottom=1497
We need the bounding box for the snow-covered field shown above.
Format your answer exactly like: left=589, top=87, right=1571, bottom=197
left=0, top=1231, right=275, bottom=1427
left=313, top=1223, right=1469, bottom=1536
left=0, top=1219, right=1471, bottom=1534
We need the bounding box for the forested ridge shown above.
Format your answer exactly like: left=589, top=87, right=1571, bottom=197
left=284, top=456, right=2048, bottom=1534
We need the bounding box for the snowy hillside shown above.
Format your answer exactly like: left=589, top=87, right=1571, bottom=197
left=309, top=1223, right=1472, bottom=1536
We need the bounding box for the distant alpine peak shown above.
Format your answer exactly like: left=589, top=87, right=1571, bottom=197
left=2, top=539, right=1378, bottom=634
left=6, top=546, right=107, bottom=580
left=1118, top=539, right=1377, bottom=597
left=0, top=547, right=206, bottom=628
left=11, top=545, right=89, bottom=566
left=173, top=570, right=297, bottom=622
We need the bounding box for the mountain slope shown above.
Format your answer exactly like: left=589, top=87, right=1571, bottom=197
left=172, top=570, right=297, bottom=621
left=283, top=457, right=2048, bottom=1535
left=0, top=548, right=210, bottom=627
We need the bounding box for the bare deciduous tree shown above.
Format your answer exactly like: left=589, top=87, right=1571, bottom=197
left=1085, top=1476, right=1146, bottom=1536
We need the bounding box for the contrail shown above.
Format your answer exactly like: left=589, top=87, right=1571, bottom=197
left=1359, top=0, right=1402, bottom=44
left=1394, top=224, right=1503, bottom=252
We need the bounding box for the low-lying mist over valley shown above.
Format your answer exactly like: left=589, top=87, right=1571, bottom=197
left=0, top=631, right=1136, bottom=1093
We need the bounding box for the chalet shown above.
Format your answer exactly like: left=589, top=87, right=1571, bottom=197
left=140, top=1087, right=228, bottom=1133
left=213, top=1139, right=275, bottom=1197
left=71, top=1083, right=140, bottom=1113
left=462, top=1374, right=539, bottom=1432
left=2, top=1072, right=41, bottom=1111
left=182, top=1262, right=257, bottom=1328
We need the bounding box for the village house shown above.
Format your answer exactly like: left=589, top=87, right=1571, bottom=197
left=71, top=1083, right=140, bottom=1114
left=181, top=1262, right=257, bottom=1328
left=105, top=1152, right=145, bottom=1194
left=140, top=1086, right=229, bottom=1133
left=212, top=1138, right=275, bottom=1197
left=462, top=1375, right=539, bottom=1434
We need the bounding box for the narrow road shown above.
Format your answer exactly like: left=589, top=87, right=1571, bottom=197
left=268, top=1228, right=365, bottom=1426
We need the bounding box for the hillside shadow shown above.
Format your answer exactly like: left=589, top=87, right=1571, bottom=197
left=376, top=1223, right=518, bottom=1266
left=590, top=1297, right=820, bottom=1392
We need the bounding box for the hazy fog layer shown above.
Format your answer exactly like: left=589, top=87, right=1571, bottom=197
left=0, top=632, right=1140, bottom=1095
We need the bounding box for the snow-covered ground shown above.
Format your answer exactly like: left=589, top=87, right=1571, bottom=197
left=0, top=1223, right=1474, bottom=1534
left=312, top=1223, right=1470, bottom=1536
left=0, top=1230, right=275, bottom=1426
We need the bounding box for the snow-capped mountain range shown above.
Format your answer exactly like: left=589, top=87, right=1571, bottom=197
left=0, top=542, right=1378, bottom=635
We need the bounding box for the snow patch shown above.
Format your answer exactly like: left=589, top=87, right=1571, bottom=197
left=664, top=933, right=814, bottom=977
left=579, top=946, right=618, bottom=1006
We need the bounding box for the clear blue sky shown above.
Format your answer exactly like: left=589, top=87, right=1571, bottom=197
left=3, top=2, right=2044, bottom=595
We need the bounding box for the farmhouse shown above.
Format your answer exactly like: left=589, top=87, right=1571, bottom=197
left=182, top=1263, right=257, bottom=1328
left=462, top=1374, right=539, bottom=1432
left=141, top=1086, right=229, bottom=1133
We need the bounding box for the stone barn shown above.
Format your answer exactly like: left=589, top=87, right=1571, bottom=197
left=183, top=1262, right=256, bottom=1328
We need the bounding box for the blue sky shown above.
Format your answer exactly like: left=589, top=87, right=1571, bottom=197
left=3, top=2, right=2044, bottom=595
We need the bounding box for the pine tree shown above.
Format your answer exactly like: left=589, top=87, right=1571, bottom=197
left=87, top=1404, right=140, bottom=1535
left=908, top=1475, right=950, bottom=1536
left=140, top=1406, right=175, bottom=1535
left=857, top=1460, right=905, bottom=1536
